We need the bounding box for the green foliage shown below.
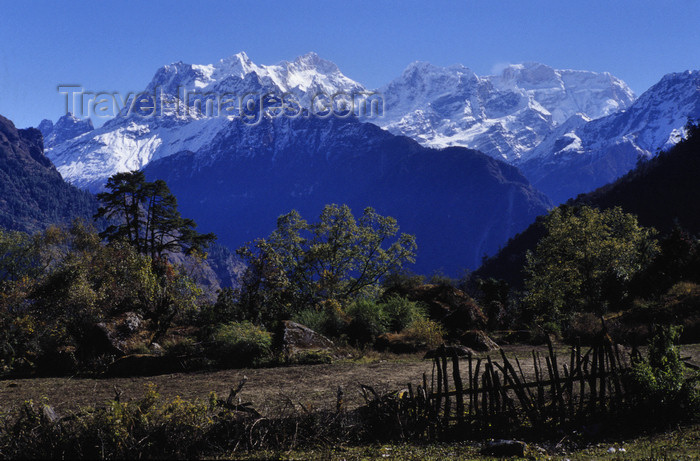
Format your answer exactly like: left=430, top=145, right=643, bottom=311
left=293, top=308, right=328, bottom=335
left=292, top=295, right=427, bottom=346
left=524, top=206, right=659, bottom=325
left=630, top=226, right=700, bottom=299
left=0, top=384, right=217, bottom=459
left=206, top=321, right=272, bottom=368
left=381, top=295, right=426, bottom=332
left=345, top=299, right=389, bottom=346
left=0, top=229, right=41, bottom=286
left=237, top=204, right=417, bottom=327
left=95, top=171, right=215, bottom=258
left=630, top=326, right=685, bottom=396
left=0, top=222, right=204, bottom=373
left=381, top=270, right=426, bottom=293
left=286, top=349, right=334, bottom=365
left=628, top=326, right=699, bottom=422
left=471, top=277, right=512, bottom=329
left=198, top=287, right=244, bottom=325
left=401, top=318, right=445, bottom=349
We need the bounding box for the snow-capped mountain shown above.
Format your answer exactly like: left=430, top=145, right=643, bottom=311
left=520, top=70, right=700, bottom=203
left=144, top=51, right=365, bottom=107
left=46, top=52, right=369, bottom=191
left=38, top=113, right=94, bottom=150
left=376, top=61, right=635, bottom=162
left=39, top=52, right=553, bottom=274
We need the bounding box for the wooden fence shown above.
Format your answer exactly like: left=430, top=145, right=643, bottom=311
left=363, top=339, right=635, bottom=437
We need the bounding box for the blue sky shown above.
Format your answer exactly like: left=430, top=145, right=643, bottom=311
left=1, top=0, right=698, bottom=128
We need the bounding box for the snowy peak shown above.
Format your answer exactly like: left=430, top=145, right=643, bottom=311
left=377, top=61, right=635, bottom=162
left=491, top=63, right=635, bottom=123
left=519, top=69, right=700, bottom=204
left=144, top=51, right=365, bottom=99
left=44, top=52, right=368, bottom=191
left=38, top=112, right=94, bottom=150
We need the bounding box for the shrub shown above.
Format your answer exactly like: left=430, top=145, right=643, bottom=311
left=163, top=337, right=203, bottom=357
left=401, top=318, right=445, bottom=349
left=0, top=385, right=362, bottom=458
left=628, top=326, right=700, bottom=423
left=287, top=349, right=334, bottom=365
left=381, top=295, right=426, bottom=332
left=293, top=308, right=327, bottom=334
left=540, top=321, right=563, bottom=340
left=207, top=321, right=272, bottom=368
left=345, top=299, right=388, bottom=346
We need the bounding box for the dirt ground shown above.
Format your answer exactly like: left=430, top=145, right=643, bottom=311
left=2, top=343, right=699, bottom=416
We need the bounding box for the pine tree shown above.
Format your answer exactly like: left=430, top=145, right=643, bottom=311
left=94, top=171, right=215, bottom=257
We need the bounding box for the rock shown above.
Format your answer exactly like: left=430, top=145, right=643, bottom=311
left=77, top=323, right=125, bottom=360
left=481, top=439, right=527, bottom=457
left=121, top=312, right=143, bottom=335
left=42, top=404, right=59, bottom=423
left=281, top=321, right=334, bottom=357
left=459, top=330, right=499, bottom=351
left=423, top=344, right=475, bottom=359
left=150, top=342, right=163, bottom=355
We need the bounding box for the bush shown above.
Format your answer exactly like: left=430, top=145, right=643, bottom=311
left=628, top=326, right=700, bottom=423
left=0, top=384, right=362, bottom=458
left=287, top=349, right=334, bottom=365
left=401, top=318, right=445, bottom=349
left=206, top=321, right=272, bottom=368
left=293, top=308, right=328, bottom=335
left=345, top=299, right=388, bottom=346
left=381, top=295, right=426, bottom=332
left=163, top=337, right=203, bottom=357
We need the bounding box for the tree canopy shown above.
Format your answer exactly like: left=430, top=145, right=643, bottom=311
left=236, top=204, right=417, bottom=326
left=524, top=205, right=659, bottom=324
left=94, top=171, right=215, bottom=258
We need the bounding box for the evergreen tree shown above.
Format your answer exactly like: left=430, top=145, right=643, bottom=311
left=95, top=171, right=215, bottom=258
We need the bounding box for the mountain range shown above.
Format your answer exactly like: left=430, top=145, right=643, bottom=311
left=377, top=61, right=635, bottom=162
left=27, top=52, right=700, bottom=274
left=519, top=70, right=700, bottom=203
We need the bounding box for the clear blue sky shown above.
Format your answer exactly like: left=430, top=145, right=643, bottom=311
left=1, top=0, right=698, bottom=128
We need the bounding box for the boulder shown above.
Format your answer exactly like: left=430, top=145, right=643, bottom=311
left=77, top=323, right=125, bottom=361
left=281, top=321, right=334, bottom=357
left=119, top=311, right=143, bottom=335
left=459, top=330, right=499, bottom=351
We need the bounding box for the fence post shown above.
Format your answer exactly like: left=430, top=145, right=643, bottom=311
left=452, top=352, right=464, bottom=424
left=442, top=355, right=451, bottom=425
left=435, top=356, right=443, bottom=418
